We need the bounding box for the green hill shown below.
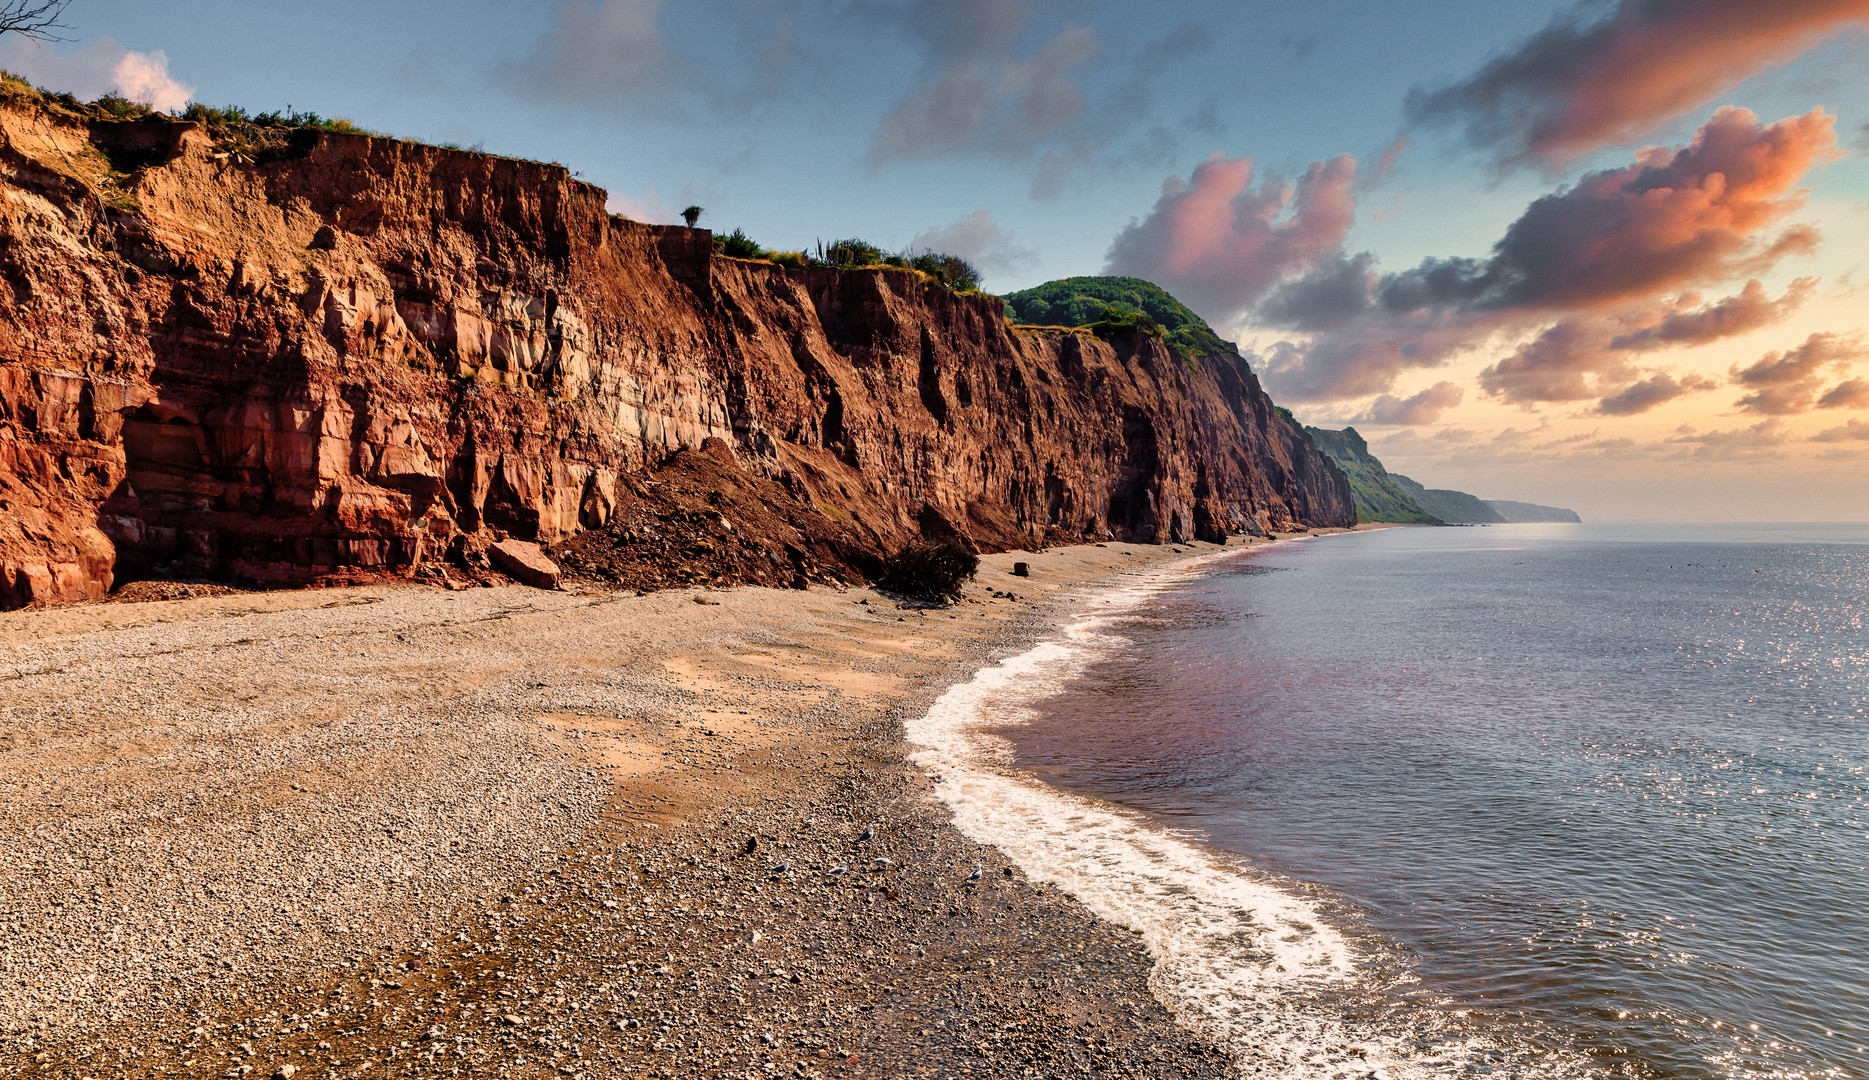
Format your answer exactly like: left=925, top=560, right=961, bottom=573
left=1485, top=500, right=1582, bottom=523
left=1302, top=427, right=1442, bottom=524
left=1002, top=276, right=1235, bottom=359
left=1391, top=475, right=1506, bottom=523
left=1305, top=426, right=1582, bottom=525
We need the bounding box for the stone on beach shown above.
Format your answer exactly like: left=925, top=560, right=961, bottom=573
left=487, top=539, right=562, bottom=590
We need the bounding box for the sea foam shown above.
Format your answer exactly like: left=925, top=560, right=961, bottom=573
left=906, top=555, right=1581, bottom=1079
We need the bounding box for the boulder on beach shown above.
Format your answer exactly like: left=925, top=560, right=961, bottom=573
left=488, top=539, right=561, bottom=590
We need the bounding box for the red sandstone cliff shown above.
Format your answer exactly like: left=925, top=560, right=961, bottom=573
left=0, top=90, right=1352, bottom=608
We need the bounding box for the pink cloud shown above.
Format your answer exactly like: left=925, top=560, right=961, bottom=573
left=1476, top=276, right=1816, bottom=409
left=1409, top=0, right=1869, bottom=167
left=1595, top=372, right=1719, bottom=415
left=1353, top=381, right=1464, bottom=425
left=1610, top=277, right=1813, bottom=349
left=1457, top=107, right=1836, bottom=311
left=909, top=210, right=1037, bottom=277
left=1665, top=418, right=1792, bottom=461
left=604, top=190, right=673, bottom=224
left=1104, top=152, right=1358, bottom=320
left=1817, top=378, right=1869, bottom=409
left=1261, top=109, right=1837, bottom=403
left=1731, top=331, right=1866, bottom=414
left=1813, top=418, right=1869, bottom=441
left=1478, top=316, right=1635, bottom=404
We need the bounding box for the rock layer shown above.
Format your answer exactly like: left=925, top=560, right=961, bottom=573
left=0, top=96, right=1351, bottom=608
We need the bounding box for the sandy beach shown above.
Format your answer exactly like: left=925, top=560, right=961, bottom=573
left=0, top=536, right=1347, bottom=1079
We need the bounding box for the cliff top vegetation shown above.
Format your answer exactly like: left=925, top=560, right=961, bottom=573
left=707, top=231, right=985, bottom=293
left=0, top=70, right=381, bottom=136
left=1001, top=276, right=1237, bottom=359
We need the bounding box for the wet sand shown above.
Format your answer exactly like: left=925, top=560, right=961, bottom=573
left=0, top=535, right=1337, bottom=1079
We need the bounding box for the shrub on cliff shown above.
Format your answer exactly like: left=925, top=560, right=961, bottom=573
left=181, top=102, right=251, bottom=125
left=879, top=539, right=979, bottom=604
left=715, top=228, right=767, bottom=259
left=769, top=250, right=808, bottom=268
left=908, top=251, right=982, bottom=291
left=95, top=93, right=154, bottom=120
left=820, top=238, right=886, bottom=268
left=246, top=108, right=373, bottom=134
left=1087, top=302, right=1162, bottom=340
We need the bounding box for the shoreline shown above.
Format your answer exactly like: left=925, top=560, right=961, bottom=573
left=904, top=532, right=1380, bottom=1077
left=0, top=534, right=1339, bottom=1079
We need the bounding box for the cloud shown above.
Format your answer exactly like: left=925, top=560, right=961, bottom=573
left=1609, top=277, right=1813, bottom=349
left=1817, top=378, right=1869, bottom=409
left=1407, top=0, right=1869, bottom=168
left=908, top=210, right=1037, bottom=276
left=1362, top=138, right=1410, bottom=189
left=110, top=50, right=192, bottom=112
left=1386, top=107, right=1835, bottom=312
left=499, top=0, right=810, bottom=115
left=1731, top=331, right=1865, bottom=413
left=867, top=0, right=1096, bottom=165
left=1254, top=108, right=1836, bottom=402
left=501, top=0, right=673, bottom=103
left=1595, top=371, right=1718, bottom=415
left=1257, top=251, right=1378, bottom=331
left=0, top=36, right=193, bottom=112
left=1475, top=278, right=1812, bottom=408
left=1812, top=418, right=1869, bottom=441
left=1478, top=315, right=1637, bottom=404
left=1731, top=330, right=1862, bottom=385
left=866, top=4, right=1212, bottom=188
left=605, top=189, right=673, bottom=224
left=1354, top=381, right=1464, bottom=425
left=1104, top=152, right=1358, bottom=319
left=1665, top=418, right=1792, bottom=461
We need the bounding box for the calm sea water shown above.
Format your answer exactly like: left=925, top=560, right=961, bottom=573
left=998, top=524, right=1869, bottom=1079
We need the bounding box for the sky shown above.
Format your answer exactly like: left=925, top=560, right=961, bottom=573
left=3, top=0, right=1868, bottom=522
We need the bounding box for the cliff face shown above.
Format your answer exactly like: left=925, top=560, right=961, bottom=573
left=0, top=100, right=1352, bottom=608
left=1303, top=427, right=1441, bottom=525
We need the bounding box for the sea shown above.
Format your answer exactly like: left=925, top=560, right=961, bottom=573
left=906, top=524, right=1868, bottom=1080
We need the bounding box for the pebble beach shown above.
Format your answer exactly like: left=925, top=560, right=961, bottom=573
left=0, top=540, right=1292, bottom=1079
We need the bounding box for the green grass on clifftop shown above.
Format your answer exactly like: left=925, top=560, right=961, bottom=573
left=1002, top=276, right=1235, bottom=359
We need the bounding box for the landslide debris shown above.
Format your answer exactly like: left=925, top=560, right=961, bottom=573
left=550, top=439, right=879, bottom=593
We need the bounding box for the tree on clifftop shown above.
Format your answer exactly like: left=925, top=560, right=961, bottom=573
left=681, top=205, right=703, bottom=228
left=0, top=0, right=72, bottom=41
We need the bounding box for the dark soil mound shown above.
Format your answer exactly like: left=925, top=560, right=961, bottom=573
left=551, top=439, right=883, bottom=592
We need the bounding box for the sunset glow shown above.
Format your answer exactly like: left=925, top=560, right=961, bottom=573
left=2, top=0, right=1864, bottom=519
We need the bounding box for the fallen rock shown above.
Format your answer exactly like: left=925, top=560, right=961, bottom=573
left=488, top=540, right=561, bottom=590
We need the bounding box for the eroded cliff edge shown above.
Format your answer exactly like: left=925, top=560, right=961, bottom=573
left=0, top=97, right=1352, bottom=608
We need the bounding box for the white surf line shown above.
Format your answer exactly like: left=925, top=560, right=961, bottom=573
left=908, top=545, right=1453, bottom=1079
